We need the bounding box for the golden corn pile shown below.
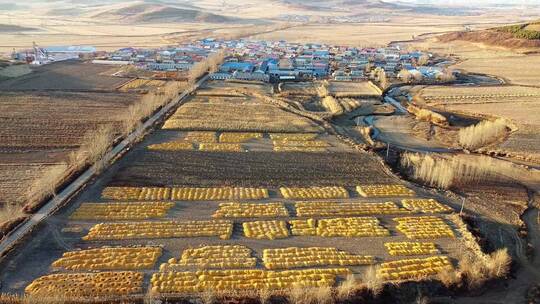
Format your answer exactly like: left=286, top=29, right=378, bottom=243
left=356, top=184, right=416, bottom=197
left=401, top=199, right=453, bottom=213
left=25, top=271, right=144, bottom=297
left=289, top=218, right=318, bottom=236
left=317, top=217, right=390, bottom=237
left=273, top=146, right=327, bottom=152
left=147, top=141, right=194, bottom=151
left=395, top=216, right=455, bottom=239
left=102, top=187, right=171, bottom=200
left=295, top=201, right=409, bottom=217
left=150, top=268, right=352, bottom=293
left=82, top=220, right=233, bottom=241
left=377, top=256, right=452, bottom=281
left=262, top=247, right=374, bottom=269
left=102, top=186, right=269, bottom=201
left=160, top=245, right=257, bottom=271
left=213, top=202, right=289, bottom=218
left=288, top=217, right=389, bottom=237
left=69, top=202, right=174, bottom=220
left=198, top=143, right=244, bottom=152
left=384, top=242, right=440, bottom=256
left=170, top=187, right=269, bottom=200
left=268, top=133, right=319, bottom=141
left=184, top=131, right=217, bottom=142
left=219, top=132, right=263, bottom=143
left=243, top=220, right=290, bottom=240
left=51, top=247, right=162, bottom=270
left=280, top=186, right=349, bottom=199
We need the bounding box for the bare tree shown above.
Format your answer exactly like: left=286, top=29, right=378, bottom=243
left=188, top=49, right=228, bottom=85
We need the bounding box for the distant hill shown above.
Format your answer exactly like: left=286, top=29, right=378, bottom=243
left=92, top=3, right=241, bottom=23
left=438, top=21, right=540, bottom=50
left=279, top=0, right=479, bottom=16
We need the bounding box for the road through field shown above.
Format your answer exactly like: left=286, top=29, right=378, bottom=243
left=0, top=75, right=208, bottom=258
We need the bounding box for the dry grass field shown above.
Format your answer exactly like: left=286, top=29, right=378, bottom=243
left=253, top=23, right=469, bottom=46
left=417, top=85, right=540, bottom=162
left=0, top=91, right=134, bottom=151
left=412, top=39, right=540, bottom=86
left=454, top=55, right=540, bottom=86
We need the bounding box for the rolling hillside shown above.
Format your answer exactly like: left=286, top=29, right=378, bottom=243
left=92, top=3, right=242, bottom=23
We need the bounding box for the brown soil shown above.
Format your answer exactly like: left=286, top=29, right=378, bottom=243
left=0, top=61, right=129, bottom=91
left=110, top=150, right=395, bottom=188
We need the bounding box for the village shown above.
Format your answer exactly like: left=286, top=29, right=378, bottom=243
left=10, top=38, right=449, bottom=84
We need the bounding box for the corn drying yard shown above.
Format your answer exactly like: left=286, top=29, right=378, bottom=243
left=0, top=80, right=481, bottom=301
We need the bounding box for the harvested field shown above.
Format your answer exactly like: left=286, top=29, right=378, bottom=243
left=0, top=61, right=128, bottom=91
left=0, top=91, right=135, bottom=151
left=0, top=164, right=51, bottom=204
left=455, top=55, right=540, bottom=87
left=461, top=184, right=529, bottom=227
left=163, top=102, right=322, bottom=133
left=109, top=150, right=394, bottom=187
left=0, top=61, right=143, bottom=206
left=411, top=39, right=540, bottom=86
left=280, top=82, right=318, bottom=95
left=419, top=85, right=540, bottom=105
left=329, top=81, right=382, bottom=97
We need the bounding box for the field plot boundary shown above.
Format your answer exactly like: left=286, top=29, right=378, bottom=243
left=0, top=75, right=209, bottom=259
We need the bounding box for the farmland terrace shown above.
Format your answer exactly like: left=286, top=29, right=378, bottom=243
left=0, top=80, right=486, bottom=303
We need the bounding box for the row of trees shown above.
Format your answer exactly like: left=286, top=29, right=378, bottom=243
left=188, top=49, right=227, bottom=85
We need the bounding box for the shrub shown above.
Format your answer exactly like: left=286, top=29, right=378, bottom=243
left=458, top=118, right=508, bottom=150
left=361, top=265, right=383, bottom=296
left=336, top=274, right=358, bottom=300
left=25, top=164, right=69, bottom=204
left=457, top=248, right=511, bottom=289
left=313, top=286, right=332, bottom=304
left=0, top=204, right=24, bottom=225
left=321, top=96, right=344, bottom=115
left=437, top=265, right=462, bottom=288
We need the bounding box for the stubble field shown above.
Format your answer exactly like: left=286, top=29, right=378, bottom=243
left=0, top=61, right=140, bottom=205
